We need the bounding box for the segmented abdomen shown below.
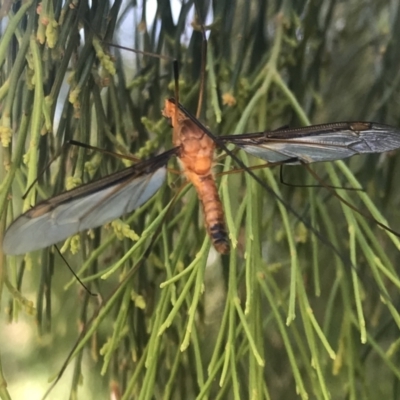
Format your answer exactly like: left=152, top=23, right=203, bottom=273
left=163, top=98, right=230, bottom=254
left=191, top=174, right=230, bottom=254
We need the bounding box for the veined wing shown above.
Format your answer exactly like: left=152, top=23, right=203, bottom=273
left=3, top=149, right=177, bottom=255
left=221, top=122, right=400, bottom=164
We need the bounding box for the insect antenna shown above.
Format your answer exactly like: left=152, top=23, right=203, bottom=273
left=173, top=59, right=180, bottom=129
left=193, top=3, right=208, bottom=119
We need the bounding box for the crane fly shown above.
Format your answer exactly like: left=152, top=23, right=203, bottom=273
left=3, top=95, right=400, bottom=255
left=3, top=7, right=400, bottom=257
left=5, top=5, right=400, bottom=400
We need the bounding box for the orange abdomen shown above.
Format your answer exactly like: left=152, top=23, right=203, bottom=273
left=188, top=172, right=230, bottom=254
left=163, top=99, right=230, bottom=254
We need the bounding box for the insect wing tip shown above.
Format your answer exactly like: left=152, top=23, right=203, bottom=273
left=3, top=215, right=39, bottom=255
left=362, top=123, right=400, bottom=153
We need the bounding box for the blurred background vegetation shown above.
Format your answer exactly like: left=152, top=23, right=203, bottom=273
left=1, top=0, right=400, bottom=399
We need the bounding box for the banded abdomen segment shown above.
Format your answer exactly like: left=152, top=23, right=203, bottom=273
left=188, top=172, right=230, bottom=254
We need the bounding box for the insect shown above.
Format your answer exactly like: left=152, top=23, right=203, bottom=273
left=3, top=2, right=400, bottom=257
left=3, top=96, right=400, bottom=256
left=4, top=4, right=400, bottom=400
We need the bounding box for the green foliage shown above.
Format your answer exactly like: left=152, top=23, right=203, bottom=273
left=1, top=1, right=400, bottom=399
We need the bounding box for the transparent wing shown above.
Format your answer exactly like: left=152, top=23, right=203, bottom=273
left=3, top=153, right=171, bottom=255
left=222, top=122, right=400, bottom=164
